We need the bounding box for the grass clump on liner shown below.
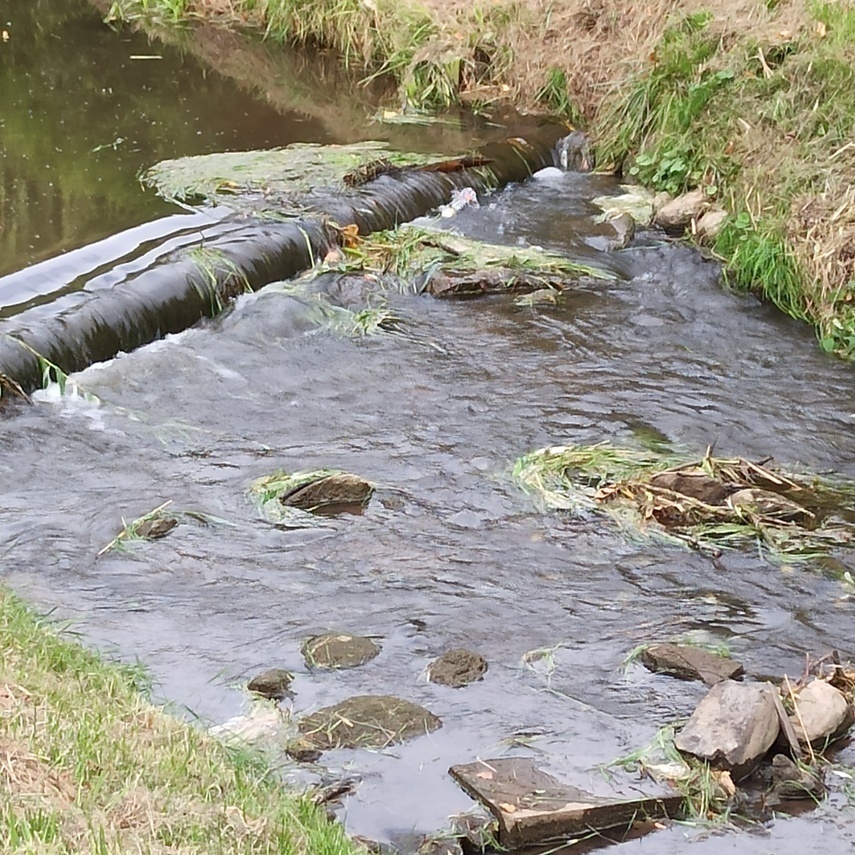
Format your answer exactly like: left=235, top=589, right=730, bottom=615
left=0, top=587, right=360, bottom=855
left=513, top=443, right=855, bottom=563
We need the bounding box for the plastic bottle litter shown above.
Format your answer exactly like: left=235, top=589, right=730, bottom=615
left=440, top=187, right=480, bottom=218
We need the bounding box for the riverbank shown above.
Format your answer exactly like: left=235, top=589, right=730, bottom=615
left=0, top=587, right=358, bottom=854
left=104, top=0, right=855, bottom=359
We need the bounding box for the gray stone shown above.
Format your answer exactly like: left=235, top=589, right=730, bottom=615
left=790, top=680, right=853, bottom=747
left=640, top=643, right=744, bottom=686
left=247, top=668, right=293, bottom=700
left=674, top=680, right=780, bottom=780
left=696, top=209, right=728, bottom=242
left=654, top=188, right=709, bottom=233
left=593, top=186, right=656, bottom=226
left=428, top=648, right=488, bottom=688
left=298, top=695, right=441, bottom=750
left=449, top=758, right=681, bottom=849
left=302, top=633, right=380, bottom=670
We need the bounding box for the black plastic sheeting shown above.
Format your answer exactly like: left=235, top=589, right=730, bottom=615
left=0, top=127, right=563, bottom=395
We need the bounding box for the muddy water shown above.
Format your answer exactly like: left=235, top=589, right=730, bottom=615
left=2, top=3, right=855, bottom=854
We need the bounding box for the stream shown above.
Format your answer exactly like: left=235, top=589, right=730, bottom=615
left=2, top=2, right=855, bottom=852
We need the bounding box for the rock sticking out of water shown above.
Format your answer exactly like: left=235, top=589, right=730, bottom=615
left=298, top=695, right=441, bottom=750
left=427, top=648, right=488, bottom=688
left=285, top=737, right=323, bottom=764
left=302, top=633, right=381, bottom=670
left=640, top=643, right=744, bottom=686
left=449, top=757, right=681, bottom=849
left=282, top=473, right=374, bottom=513
left=653, top=188, right=709, bottom=233
left=592, top=186, right=655, bottom=226
left=134, top=517, right=178, bottom=540
left=674, top=680, right=780, bottom=780
left=247, top=668, right=294, bottom=700
left=790, top=679, right=853, bottom=747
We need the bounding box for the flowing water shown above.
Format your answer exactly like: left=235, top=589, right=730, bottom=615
left=2, top=2, right=855, bottom=852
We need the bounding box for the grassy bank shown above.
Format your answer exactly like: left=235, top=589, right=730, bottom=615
left=105, top=0, right=855, bottom=358
left=0, top=588, right=358, bottom=854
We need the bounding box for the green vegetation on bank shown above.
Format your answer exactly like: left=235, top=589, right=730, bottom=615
left=106, top=0, right=855, bottom=358
left=0, top=587, right=359, bottom=854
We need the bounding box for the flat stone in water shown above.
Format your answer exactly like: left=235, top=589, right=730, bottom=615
left=449, top=757, right=681, bottom=849
left=302, top=633, right=381, bottom=669
left=428, top=648, right=488, bottom=687
left=640, top=643, right=744, bottom=686
left=298, top=695, right=442, bottom=750
left=247, top=668, right=294, bottom=699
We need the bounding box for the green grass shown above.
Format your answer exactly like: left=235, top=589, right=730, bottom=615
left=0, top=587, right=360, bottom=854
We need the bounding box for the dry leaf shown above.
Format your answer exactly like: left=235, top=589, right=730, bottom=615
left=499, top=802, right=517, bottom=813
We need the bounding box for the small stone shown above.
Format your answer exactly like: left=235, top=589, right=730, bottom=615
left=695, top=209, right=728, bottom=242
left=428, top=649, right=488, bottom=688
left=416, top=836, right=463, bottom=855
left=654, top=189, right=709, bottom=233
left=639, top=643, right=743, bottom=686
left=606, top=212, right=636, bottom=249
left=769, top=754, right=825, bottom=800
left=674, top=680, right=780, bottom=780
left=285, top=738, right=322, bottom=763
left=135, top=517, right=177, bottom=539
left=298, top=695, right=442, bottom=750
left=790, top=680, right=853, bottom=747
left=247, top=668, right=293, bottom=700
left=302, top=633, right=380, bottom=670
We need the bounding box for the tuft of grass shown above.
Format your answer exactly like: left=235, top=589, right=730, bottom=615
left=0, top=587, right=360, bottom=855
left=607, top=725, right=733, bottom=824
left=513, top=443, right=855, bottom=563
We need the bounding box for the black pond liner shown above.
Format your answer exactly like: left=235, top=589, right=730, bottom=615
left=0, top=127, right=564, bottom=394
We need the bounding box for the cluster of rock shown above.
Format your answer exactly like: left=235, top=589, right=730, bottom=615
left=641, top=643, right=854, bottom=803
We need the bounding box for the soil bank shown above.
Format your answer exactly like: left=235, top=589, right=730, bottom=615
left=104, top=0, right=855, bottom=360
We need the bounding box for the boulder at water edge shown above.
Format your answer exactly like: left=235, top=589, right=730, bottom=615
left=790, top=679, right=853, bottom=747
left=653, top=189, right=709, bottom=233
left=674, top=680, right=780, bottom=780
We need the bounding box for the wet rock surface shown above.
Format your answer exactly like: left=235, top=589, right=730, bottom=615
left=282, top=472, right=373, bottom=513
left=674, top=680, right=780, bottom=779
left=298, top=695, right=441, bottom=750
left=769, top=754, right=825, bottom=801
left=640, top=643, right=744, bottom=686
left=246, top=667, right=293, bottom=699
left=302, top=633, right=381, bottom=670
left=791, top=680, right=852, bottom=747
left=449, top=757, right=681, bottom=849
left=427, top=648, right=488, bottom=688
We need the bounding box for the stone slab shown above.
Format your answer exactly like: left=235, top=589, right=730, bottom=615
left=640, top=643, right=744, bottom=686
left=448, top=758, right=681, bottom=849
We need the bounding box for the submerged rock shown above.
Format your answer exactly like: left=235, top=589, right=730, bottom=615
left=449, top=757, right=680, bottom=849
left=428, top=648, right=488, bottom=688
left=302, top=633, right=381, bottom=670
left=247, top=668, right=294, bottom=700
left=592, top=186, right=655, bottom=226
left=674, top=680, right=780, bottom=780
left=790, top=679, right=852, bottom=747
left=653, top=189, right=709, bottom=233
left=640, top=643, right=744, bottom=686
left=298, top=695, right=442, bottom=750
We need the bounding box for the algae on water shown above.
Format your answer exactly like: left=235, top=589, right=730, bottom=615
left=144, top=142, right=436, bottom=210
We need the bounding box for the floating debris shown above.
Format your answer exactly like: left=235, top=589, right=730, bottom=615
left=513, top=443, right=855, bottom=562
